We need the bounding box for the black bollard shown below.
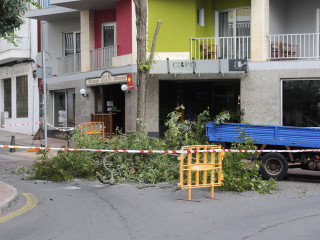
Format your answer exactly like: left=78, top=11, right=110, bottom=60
left=10, top=135, right=15, bottom=153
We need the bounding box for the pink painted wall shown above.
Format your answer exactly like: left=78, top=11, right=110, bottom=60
left=94, top=0, right=132, bottom=56
left=94, top=9, right=116, bottom=49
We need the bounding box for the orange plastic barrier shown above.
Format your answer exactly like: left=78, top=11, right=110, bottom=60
left=177, top=145, right=224, bottom=201
left=80, top=122, right=105, bottom=139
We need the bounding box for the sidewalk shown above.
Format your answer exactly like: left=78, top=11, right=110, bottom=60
left=0, top=129, right=69, bottom=147
left=0, top=182, right=18, bottom=215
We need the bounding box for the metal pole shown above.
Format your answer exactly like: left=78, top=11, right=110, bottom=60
left=43, top=51, right=47, bottom=147
left=10, top=136, right=15, bottom=153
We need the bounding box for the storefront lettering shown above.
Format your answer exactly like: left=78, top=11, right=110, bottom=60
left=172, top=61, right=196, bottom=69
left=86, top=72, right=127, bottom=86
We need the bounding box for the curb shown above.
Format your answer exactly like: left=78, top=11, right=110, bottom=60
left=0, top=182, right=18, bottom=215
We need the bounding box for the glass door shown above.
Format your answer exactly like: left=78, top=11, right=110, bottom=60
left=218, top=7, right=250, bottom=59
left=53, top=89, right=75, bottom=127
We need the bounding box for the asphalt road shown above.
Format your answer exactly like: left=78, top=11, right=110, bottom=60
left=0, top=171, right=320, bottom=240
left=1, top=150, right=320, bottom=240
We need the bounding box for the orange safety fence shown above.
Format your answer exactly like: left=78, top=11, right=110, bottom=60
left=178, top=145, right=224, bottom=201
left=80, top=122, right=105, bottom=139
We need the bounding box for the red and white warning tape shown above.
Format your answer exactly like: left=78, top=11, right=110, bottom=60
left=1, top=145, right=320, bottom=154
left=45, top=122, right=76, bottom=132
left=0, top=120, right=77, bottom=132
left=0, top=121, right=46, bottom=128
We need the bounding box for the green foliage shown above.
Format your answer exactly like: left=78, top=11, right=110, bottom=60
left=0, top=0, right=39, bottom=39
left=164, top=106, right=210, bottom=148
left=27, top=132, right=105, bottom=182
left=138, top=59, right=157, bottom=71
left=26, top=108, right=276, bottom=195
left=219, top=127, right=277, bottom=193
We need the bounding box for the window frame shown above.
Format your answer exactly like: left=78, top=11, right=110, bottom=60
left=63, top=31, right=81, bottom=56
left=101, top=22, right=117, bottom=48
left=16, top=75, right=28, bottom=118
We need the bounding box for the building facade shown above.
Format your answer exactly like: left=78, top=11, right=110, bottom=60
left=26, top=0, right=320, bottom=137
left=0, top=4, right=39, bottom=135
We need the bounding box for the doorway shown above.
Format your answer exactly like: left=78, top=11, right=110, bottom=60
left=94, top=84, right=125, bottom=132
left=159, top=80, right=240, bottom=134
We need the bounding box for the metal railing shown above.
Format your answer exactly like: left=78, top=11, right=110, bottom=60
left=269, top=33, right=320, bottom=60
left=191, top=37, right=251, bottom=60
left=0, top=37, right=30, bottom=53
left=39, top=0, right=55, bottom=8
left=57, top=53, right=81, bottom=75
left=90, top=45, right=117, bottom=70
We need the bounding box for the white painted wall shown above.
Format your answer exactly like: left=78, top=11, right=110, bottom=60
left=270, top=0, right=320, bottom=34
left=0, top=63, right=39, bottom=135
left=42, top=17, right=80, bottom=76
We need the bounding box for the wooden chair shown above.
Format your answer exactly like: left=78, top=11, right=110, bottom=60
left=201, top=43, right=218, bottom=60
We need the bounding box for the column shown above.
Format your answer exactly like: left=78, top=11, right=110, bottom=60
left=251, top=0, right=269, bottom=61
left=80, top=10, right=95, bottom=72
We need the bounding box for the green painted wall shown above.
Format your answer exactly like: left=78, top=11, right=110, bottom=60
left=148, top=0, right=196, bottom=52
left=214, top=0, right=251, bottom=10
left=148, top=0, right=251, bottom=53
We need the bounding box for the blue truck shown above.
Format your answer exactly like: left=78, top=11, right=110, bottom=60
left=206, top=122, right=320, bottom=180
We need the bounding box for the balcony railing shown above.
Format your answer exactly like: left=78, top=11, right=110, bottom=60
left=57, top=53, right=81, bottom=75
left=269, top=33, right=320, bottom=60
left=0, top=37, right=30, bottom=53
left=191, top=37, right=251, bottom=60
left=90, top=46, right=117, bottom=70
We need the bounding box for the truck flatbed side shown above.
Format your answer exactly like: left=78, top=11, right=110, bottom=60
left=206, top=122, right=320, bottom=148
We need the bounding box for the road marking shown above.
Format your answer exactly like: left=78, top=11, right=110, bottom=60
left=0, top=193, right=38, bottom=224
left=63, top=186, right=81, bottom=190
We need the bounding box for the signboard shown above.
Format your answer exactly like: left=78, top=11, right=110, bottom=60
left=36, top=67, right=52, bottom=78
left=229, top=59, right=247, bottom=72
left=36, top=51, right=51, bottom=67
left=86, top=72, right=127, bottom=86
left=127, top=74, right=134, bottom=90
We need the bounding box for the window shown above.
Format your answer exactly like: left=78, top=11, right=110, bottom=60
left=64, top=32, right=81, bottom=56
left=283, top=80, right=320, bottom=127
left=53, top=89, right=75, bottom=127
left=218, top=7, right=251, bottom=59
left=102, top=22, right=116, bottom=48
left=16, top=75, right=28, bottom=118
left=3, top=78, right=11, bottom=118
left=197, top=7, right=205, bottom=26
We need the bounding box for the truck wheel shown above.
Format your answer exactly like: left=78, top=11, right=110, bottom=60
left=260, top=153, right=288, bottom=180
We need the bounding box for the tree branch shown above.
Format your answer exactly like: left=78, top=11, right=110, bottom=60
left=149, top=21, right=162, bottom=64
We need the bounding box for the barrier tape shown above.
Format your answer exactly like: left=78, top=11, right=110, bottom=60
left=1, top=144, right=320, bottom=154
left=0, top=121, right=46, bottom=128
left=0, top=120, right=77, bottom=132
left=45, top=122, right=76, bottom=132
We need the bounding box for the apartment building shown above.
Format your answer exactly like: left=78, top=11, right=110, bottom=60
left=0, top=4, right=39, bottom=135
left=26, top=0, right=320, bottom=137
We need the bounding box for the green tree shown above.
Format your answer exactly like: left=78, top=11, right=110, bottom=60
left=0, top=0, right=39, bottom=42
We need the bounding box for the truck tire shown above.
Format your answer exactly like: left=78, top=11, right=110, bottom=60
left=260, top=153, right=288, bottom=180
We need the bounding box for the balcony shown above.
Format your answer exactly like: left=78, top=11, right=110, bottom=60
left=191, top=37, right=251, bottom=60
left=25, top=0, right=78, bottom=21
left=90, top=46, right=117, bottom=70
left=0, top=37, right=31, bottom=64
left=57, top=53, right=81, bottom=75
left=269, top=33, right=320, bottom=60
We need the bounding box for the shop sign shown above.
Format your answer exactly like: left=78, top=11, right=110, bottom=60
left=86, top=72, right=127, bottom=86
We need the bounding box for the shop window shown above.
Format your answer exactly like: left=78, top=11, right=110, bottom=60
left=53, top=89, right=75, bottom=127
left=16, top=75, right=28, bottom=118
left=283, top=80, right=320, bottom=127
left=3, top=78, right=11, bottom=118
